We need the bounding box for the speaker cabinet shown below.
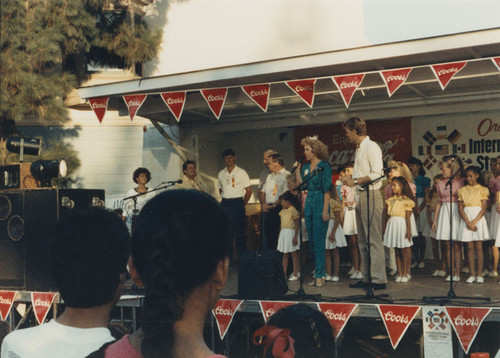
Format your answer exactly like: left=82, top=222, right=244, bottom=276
left=0, top=188, right=105, bottom=291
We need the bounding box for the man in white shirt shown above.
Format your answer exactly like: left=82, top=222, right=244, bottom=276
left=1, top=207, right=130, bottom=358
left=342, top=116, right=387, bottom=290
left=262, top=153, right=290, bottom=250
left=218, top=149, right=252, bottom=263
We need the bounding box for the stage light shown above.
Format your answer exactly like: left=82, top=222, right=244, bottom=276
left=6, top=137, right=41, bottom=162
left=30, top=159, right=68, bottom=187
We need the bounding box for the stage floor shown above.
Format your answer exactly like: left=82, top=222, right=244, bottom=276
left=221, top=260, right=500, bottom=306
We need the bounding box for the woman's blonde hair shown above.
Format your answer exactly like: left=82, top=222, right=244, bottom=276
left=301, top=138, right=329, bottom=160
left=388, top=160, right=414, bottom=183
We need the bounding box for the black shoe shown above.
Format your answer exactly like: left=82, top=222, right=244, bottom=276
left=371, top=283, right=387, bottom=290
left=349, top=280, right=366, bottom=289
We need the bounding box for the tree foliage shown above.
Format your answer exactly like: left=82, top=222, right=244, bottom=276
left=0, top=0, right=162, bottom=125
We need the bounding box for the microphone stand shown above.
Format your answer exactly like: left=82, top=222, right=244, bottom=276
left=284, top=167, right=325, bottom=301
left=123, top=181, right=179, bottom=232
left=423, top=168, right=490, bottom=304
left=332, top=173, right=392, bottom=303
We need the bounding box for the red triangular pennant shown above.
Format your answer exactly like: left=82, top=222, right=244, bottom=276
left=0, top=291, right=17, bottom=321
left=332, top=74, right=365, bottom=108
left=430, top=61, right=467, bottom=90
left=380, top=68, right=412, bottom=97
left=286, top=80, right=316, bottom=108
left=160, top=91, right=186, bottom=122
left=317, top=303, right=357, bottom=339
left=200, top=88, right=228, bottom=119
left=88, top=97, right=109, bottom=123
left=212, top=299, right=243, bottom=340
left=259, top=301, right=296, bottom=322
left=242, top=84, right=270, bottom=112
left=32, top=292, right=57, bottom=325
left=123, top=94, right=147, bottom=122
left=445, top=306, right=492, bottom=354
left=492, top=57, right=500, bottom=71
left=377, top=305, right=421, bottom=349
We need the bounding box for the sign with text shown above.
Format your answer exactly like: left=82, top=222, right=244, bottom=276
left=423, top=306, right=453, bottom=358
left=160, top=91, right=186, bottom=121
left=445, top=306, right=492, bottom=354
left=201, top=88, right=228, bottom=119
left=123, top=94, right=147, bottom=122
left=88, top=97, right=109, bottom=123
left=412, top=113, right=500, bottom=176
left=332, top=74, right=365, bottom=108
left=286, top=80, right=316, bottom=108
left=317, top=303, right=357, bottom=339
left=377, top=305, right=421, bottom=349
left=32, top=292, right=57, bottom=325
left=380, top=68, right=412, bottom=97
left=259, top=301, right=296, bottom=322
left=430, top=61, right=467, bottom=90
left=242, top=84, right=270, bottom=112
left=0, top=291, right=17, bottom=321
left=294, top=118, right=412, bottom=172
left=212, top=299, right=243, bottom=340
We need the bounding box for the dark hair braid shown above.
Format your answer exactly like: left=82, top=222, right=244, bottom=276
left=132, top=190, right=229, bottom=358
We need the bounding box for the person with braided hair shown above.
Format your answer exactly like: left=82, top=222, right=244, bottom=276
left=99, top=189, right=230, bottom=358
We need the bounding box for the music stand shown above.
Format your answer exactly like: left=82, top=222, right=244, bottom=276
left=423, top=164, right=490, bottom=304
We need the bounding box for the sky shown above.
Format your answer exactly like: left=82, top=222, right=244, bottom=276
left=145, top=0, right=500, bottom=75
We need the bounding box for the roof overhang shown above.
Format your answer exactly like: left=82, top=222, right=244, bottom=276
left=77, top=28, right=500, bottom=131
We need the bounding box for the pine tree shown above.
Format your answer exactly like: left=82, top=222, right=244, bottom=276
left=0, top=0, right=162, bottom=175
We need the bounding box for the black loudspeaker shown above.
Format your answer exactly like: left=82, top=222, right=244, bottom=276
left=238, top=250, right=288, bottom=299
left=0, top=189, right=105, bottom=291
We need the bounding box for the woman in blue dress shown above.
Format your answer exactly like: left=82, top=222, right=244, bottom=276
left=295, top=136, right=332, bottom=287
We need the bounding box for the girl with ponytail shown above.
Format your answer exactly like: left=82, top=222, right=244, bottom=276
left=103, top=189, right=230, bottom=358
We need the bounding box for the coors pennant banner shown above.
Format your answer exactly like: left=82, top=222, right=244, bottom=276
left=294, top=118, right=412, bottom=172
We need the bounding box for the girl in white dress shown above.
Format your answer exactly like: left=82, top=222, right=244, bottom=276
left=325, top=187, right=347, bottom=282
left=458, top=166, right=490, bottom=283
left=341, top=163, right=361, bottom=280
left=383, top=176, right=415, bottom=283
left=432, top=156, right=464, bottom=282
left=426, top=174, right=447, bottom=277
left=277, top=191, right=300, bottom=281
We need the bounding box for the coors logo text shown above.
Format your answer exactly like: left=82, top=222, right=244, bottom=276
left=384, top=311, right=409, bottom=324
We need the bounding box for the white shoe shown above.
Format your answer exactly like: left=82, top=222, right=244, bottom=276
left=461, top=266, right=469, bottom=274
left=476, top=276, right=484, bottom=283
left=465, top=276, right=476, bottom=284
left=482, top=269, right=489, bottom=277
left=411, top=262, right=418, bottom=268
left=401, top=276, right=409, bottom=283
left=432, top=270, right=440, bottom=277
left=452, top=275, right=460, bottom=282
left=438, top=270, right=446, bottom=277
left=348, top=267, right=356, bottom=275
left=288, top=275, right=299, bottom=281
left=325, top=275, right=333, bottom=281
left=350, top=271, right=362, bottom=280
left=395, top=275, right=402, bottom=283
left=307, top=279, right=316, bottom=286
left=445, top=275, right=452, bottom=282
left=407, top=274, right=412, bottom=280
left=488, top=271, right=498, bottom=278
left=331, top=276, right=340, bottom=282
left=418, top=262, right=425, bottom=269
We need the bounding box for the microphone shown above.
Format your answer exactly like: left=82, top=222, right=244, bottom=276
left=290, top=157, right=303, bottom=174
left=451, top=156, right=473, bottom=164
left=167, top=179, right=183, bottom=184
left=383, top=166, right=397, bottom=174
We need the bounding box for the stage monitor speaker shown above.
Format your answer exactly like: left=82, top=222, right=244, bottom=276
left=238, top=250, right=288, bottom=299
left=0, top=188, right=105, bottom=291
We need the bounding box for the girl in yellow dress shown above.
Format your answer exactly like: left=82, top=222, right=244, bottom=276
left=325, top=186, right=347, bottom=282
left=458, top=166, right=490, bottom=284
left=277, top=191, right=301, bottom=281
left=383, top=176, right=415, bottom=283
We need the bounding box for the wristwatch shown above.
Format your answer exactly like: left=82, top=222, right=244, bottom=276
left=353, top=178, right=358, bottom=185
